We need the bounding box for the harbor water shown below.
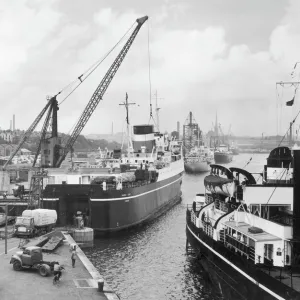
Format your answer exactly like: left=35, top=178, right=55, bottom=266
left=84, top=153, right=269, bottom=300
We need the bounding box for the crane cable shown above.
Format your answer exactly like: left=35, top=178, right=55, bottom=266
left=147, top=20, right=156, bottom=127
left=242, top=157, right=252, bottom=169
left=277, top=103, right=300, bottom=147
left=57, top=21, right=136, bottom=107
left=264, top=168, right=288, bottom=206
left=277, top=83, right=300, bottom=147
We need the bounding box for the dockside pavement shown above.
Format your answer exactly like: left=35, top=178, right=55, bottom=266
left=0, top=233, right=119, bottom=300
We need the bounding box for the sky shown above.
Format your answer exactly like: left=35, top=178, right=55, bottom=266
left=1, top=0, right=300, bottom=137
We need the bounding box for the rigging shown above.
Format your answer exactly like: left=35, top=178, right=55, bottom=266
left=2, top=16, right=148, bottom=170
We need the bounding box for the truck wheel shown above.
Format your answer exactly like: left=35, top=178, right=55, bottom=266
left=13, top=261, right=22, bottom=271
left=39, top=264, right=50, bottom=277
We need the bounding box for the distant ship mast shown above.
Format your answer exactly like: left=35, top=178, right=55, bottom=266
left=182, top=112, right=200, bottom=156
left=276, top=79, right=300, bottom=147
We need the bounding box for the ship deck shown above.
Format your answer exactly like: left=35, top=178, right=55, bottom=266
left=225, top=221, right=282, bottom=242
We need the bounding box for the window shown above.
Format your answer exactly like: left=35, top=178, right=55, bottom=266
left=232, top=229, right=236, bottom=239
left=23, top=249, right=30, bottom=255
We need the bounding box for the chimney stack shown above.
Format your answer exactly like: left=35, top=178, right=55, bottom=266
left=13, top=114, right=15, bottom=131
left=177, top=121, right=180, bottom=137
left=10, top=120, right=12, bottom=131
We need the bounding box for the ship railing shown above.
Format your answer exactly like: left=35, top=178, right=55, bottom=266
left=205, top=194, right=214, bottom=205
left=186, top=203, right=203, bottom=215
left=203, top=221, right=214, bottom=238
left=186, top=206, right=198, bottom=226
left=225, top=234, right=249, bottom=257
left=103, top=180, right=151, bottom=191
left=214, top=199, right=228, bottom=213
left=187, top=218, right=300, bottom=294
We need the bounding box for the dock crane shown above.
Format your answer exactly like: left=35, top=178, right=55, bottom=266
left=3, top=15, right=148, bottom=170
left=2, top=16, right=148, bottom=206
left=227, top=124, right=232, bottom=137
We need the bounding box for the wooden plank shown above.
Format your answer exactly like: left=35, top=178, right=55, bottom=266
left=41, top=236, right=64, bottom=252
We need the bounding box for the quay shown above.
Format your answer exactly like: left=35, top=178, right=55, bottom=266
left=0, top=231, right=119, bottom=300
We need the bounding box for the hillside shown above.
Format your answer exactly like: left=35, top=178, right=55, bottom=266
left=10, top=134, right=122, bottom=153
left=85, top=132, right=123, bottom=143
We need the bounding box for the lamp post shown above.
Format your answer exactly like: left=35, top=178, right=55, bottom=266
left=5, top=204, right=7, bottom=254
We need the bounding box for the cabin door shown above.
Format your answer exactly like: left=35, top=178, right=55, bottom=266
left=264, top=244, right=274, bottom=264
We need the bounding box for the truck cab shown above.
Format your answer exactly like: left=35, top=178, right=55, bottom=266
left=10, top=246, right=56, bottom=276
left=18, top=247, right=43, bottom=266
left=15, top=216, right=35, bottom=237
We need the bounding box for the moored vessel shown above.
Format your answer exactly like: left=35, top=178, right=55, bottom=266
left=1, top=16, right=184, bottom=233
left=184, top=146, right=214, bottom=173
left=42, top=124, right=184, bottom=232
left=183, top=112, right=213, bottom=173
left=186, top=146, right=300, bottom=299
left=213, top=144, right=233, bottom=164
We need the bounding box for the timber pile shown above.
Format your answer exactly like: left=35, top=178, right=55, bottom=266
left=42, top=235, right=64, bottom=252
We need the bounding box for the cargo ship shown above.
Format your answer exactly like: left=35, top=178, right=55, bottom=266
left=213, top=144, right=233, bottom=164
left=186, top=147, right=300, bottom=299
left=183, top=112, right=213, bottom=173
left=0, top=16, right=185, bottom=233
left=42, top=124, right=184, bottom=233
left=184, top=146, right=214, bottom=173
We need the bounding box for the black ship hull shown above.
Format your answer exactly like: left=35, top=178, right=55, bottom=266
left=186, top=222, right=299, bottom=300
left=214, top=152, right=233, bottom=164
left=42, top=172, right=183, bottom=233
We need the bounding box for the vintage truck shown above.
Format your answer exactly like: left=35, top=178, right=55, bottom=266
left=15, top=209, right=57, bottom=237
left=10, top=246, right=59, bottom=276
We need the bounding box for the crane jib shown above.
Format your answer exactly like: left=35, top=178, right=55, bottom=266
left=55, top=16, right=149, bottom=167
left=2, top=16, right=149, bottom=170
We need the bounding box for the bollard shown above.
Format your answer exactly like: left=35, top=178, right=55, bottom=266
left=97, top=279, right=104, bottom=292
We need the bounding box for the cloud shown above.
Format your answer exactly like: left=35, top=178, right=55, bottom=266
left=0, top=0, right=61, bottom=80
left=0, top=0, right=299, bottom=139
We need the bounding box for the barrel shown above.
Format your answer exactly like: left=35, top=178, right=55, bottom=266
left=72, top=227, right=94, bottom=247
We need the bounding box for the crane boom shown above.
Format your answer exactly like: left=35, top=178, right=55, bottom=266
left=2, top=99, right=53, bottom=169
left=54, top=16, right=148, bottom=167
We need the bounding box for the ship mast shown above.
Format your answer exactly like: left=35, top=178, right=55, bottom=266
left=154, top=90, right=163, bottom=132
left=276, top=80, right=300, bottom=146
left=119, top=93, right=136, bottom=156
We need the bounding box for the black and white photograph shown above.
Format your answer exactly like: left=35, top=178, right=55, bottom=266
left=0, top=1, right=300, bottom=299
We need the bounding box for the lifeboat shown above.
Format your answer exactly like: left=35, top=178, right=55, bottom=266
left=204, top=174, right=235, bottom=197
